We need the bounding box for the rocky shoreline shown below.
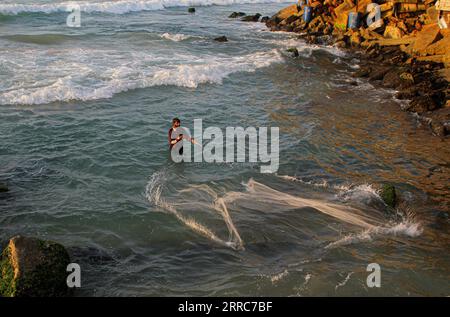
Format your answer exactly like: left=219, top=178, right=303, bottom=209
left=258, top=2, right=449, bottom=137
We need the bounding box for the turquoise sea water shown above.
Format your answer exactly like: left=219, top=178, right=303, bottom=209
left=0, top=1, right=449, bottom=296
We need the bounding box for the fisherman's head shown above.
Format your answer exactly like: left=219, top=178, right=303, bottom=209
left=172, top=117, right=181, bottom=128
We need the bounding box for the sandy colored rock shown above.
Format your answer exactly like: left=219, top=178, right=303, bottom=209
left=426, top=36, right=450, bottom=56
left=349, top=31, right=362, bottom=46
left=412, top=23, right=443, bottom=56
left=416, top=54, right=445, bottom=63
left=274, top=4, right=299, bottom=20
left=384, top=25, right=405, bottom=39
left=356, top=0, right=372, bottom=14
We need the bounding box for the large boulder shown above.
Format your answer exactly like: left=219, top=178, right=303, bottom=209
left=425, top=36, right=450, bottom=56
left=0, top=236, right=71, bottom=297
left=273, top=4, right=299, bottom=20
left=412, top=23, right=443, bottom=56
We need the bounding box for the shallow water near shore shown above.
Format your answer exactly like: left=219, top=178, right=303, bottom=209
left=1, top=1, right=449, bottom=296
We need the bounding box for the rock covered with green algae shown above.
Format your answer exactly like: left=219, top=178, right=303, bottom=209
left=0, top=235, right=71, bottom=297
left=380, top=184, right=397, bottom=208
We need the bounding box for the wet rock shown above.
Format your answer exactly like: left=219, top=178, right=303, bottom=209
left=241, top=13, right=261, bottom=22
left=353, top=66, right=371, bottom=78
left=188, top=7, right=195, bottom=13
left=286, top=47, right=299, bottom=57
left=431, top=121, right=446, bottom=137
left=380, top=184, right=397, bottom=208
left=260, top=16, right=270, bottom=23
left=0, top=183, right=8, bottom=193
left=334, top=40, right=347, bottom=49
left=0, top=235, right=71, bottom=297
left=229, top=12, right=245, bottom=18
left=382, top=69, right=414, bottom=89
left=214, top=36, right=228, bottom=42
left=405, top=95, right=439, bottom=113
left=369, top=67, right=391, bottom=81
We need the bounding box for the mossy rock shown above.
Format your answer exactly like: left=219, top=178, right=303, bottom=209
left=188, top=7, right=195, bottom=13
left=380, top=184, right=397, bottom=208
left=0, top=235, right=71, bottom=297
left=287, top=47, right=299, bottom=57
left=0, top=183, right=8, bottom=193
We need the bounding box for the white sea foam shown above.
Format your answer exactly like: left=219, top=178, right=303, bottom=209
left=0, top=0, right=295, bottom=15
left=325, top=220, right=423, bottom=249
left=160, top=32, right=192, bottom=41
left=335, top=183, right=382, bottom=204
left=270, top=269, right=289, bottom=283
left=266, top=38, right=347, bottom=58
left=0, top=48, right=283, bottom=105
left=278, top=175, right=382, bottom=204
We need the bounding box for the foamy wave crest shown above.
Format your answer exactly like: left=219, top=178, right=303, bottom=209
left=0, top=0, right=295, bottom=15
left=0, top=49, right=283, bottom=105
left=335, top=184, right=382, bottom=204
left=325, top=220, right=423, bottom=249
left=160, top=33, right=192, bottom=41
left=266, top=38, right=346, bottom=58
left=278, top=175, right=382, bottom=204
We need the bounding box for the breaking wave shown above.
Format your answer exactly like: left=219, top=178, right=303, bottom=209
left=0, top=0, right=295, bottom=15
left=0, top=49, right=283, bottom=105
left=160, top=32, right=193, bottom=41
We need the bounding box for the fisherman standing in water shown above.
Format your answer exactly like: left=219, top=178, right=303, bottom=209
left=168, top=117, right=195, bottom=159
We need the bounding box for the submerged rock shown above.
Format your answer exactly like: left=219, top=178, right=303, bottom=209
left=380, top=184, right=397, bottom=208
left=286, top=47, right=299, bottom=57
left=241, top=13, right=261, bottom=22
left=214, top=36, right=228, bottom=42
left=229, top=12, right=245, bottom=18
left=0, top=183, right=8, bottom=193
left=188, top=7, right=195, bottom=13
left=0, top=235, right=71, bottom=297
